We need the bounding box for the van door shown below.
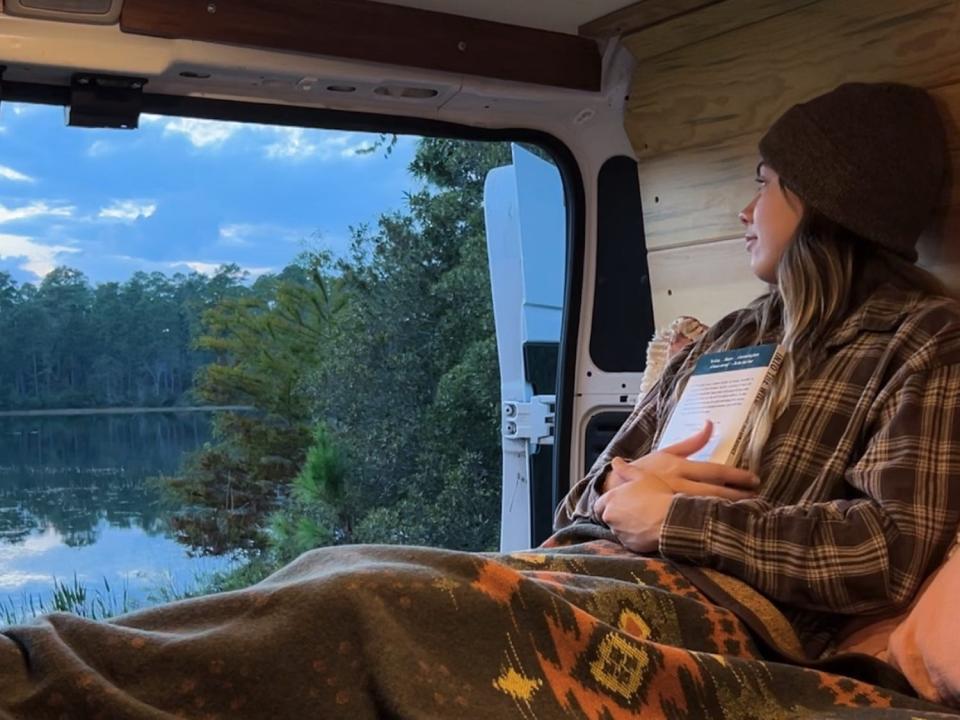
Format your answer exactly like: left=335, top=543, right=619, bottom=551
left=484, top=144, right=565, bottom=551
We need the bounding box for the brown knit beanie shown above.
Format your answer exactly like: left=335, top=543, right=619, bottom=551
left=758, top=82, right=947, bottom=262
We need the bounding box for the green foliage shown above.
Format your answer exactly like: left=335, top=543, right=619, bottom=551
left=193, top=556, right=276, bottom=594
left=168, top=138, right=519, bottom=585
left=298, top=139, right=510, bottom=553
left=267, top=423, right=345, bottom=563
left=297, top=423, right=347, bottom=506
left=162, top=253, right=340, bottom=555
left=0, top=266, right=243, bottom=410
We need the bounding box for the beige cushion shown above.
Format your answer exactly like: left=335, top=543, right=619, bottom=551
left=833, top=542, right=960, bottom=707
left=636, top=316, right=708, bottom=400
left=885, top=545, right=960, bottom=707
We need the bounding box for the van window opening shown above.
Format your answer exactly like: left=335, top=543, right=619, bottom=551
left=0, top=94, right=579, bottom=621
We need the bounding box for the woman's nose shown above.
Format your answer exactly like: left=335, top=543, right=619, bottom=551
left=738, top=197, right=756, bottom=226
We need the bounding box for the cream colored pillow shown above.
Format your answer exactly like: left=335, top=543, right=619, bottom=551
left=636, top=316, right=708, bottom=402
left=833, top=539, right=960, bottom=707
left=885, top=541, right=960, bottom=707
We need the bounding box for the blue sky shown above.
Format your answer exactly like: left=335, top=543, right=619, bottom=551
left=0, top=102, right=421, bottom=285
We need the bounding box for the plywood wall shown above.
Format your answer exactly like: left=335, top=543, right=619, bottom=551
left=618, top=0, right=960, bottom=326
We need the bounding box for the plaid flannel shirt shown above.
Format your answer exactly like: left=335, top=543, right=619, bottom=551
left=555, top=284, right=960, bottom=652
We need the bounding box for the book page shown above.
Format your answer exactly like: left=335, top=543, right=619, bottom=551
left=655, top=345, right=779, bottom=464
left=656, top=369, right=765, bottom=462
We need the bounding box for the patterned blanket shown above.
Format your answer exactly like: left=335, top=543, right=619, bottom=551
left=0, top=536, right=957, bottom=719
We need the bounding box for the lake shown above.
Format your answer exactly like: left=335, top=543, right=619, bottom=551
left=0, top=411, right=234, bottom=618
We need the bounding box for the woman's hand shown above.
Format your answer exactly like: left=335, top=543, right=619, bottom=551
left=594, top=422, right=760, bottom=552
left=601, top=421, right=759, bottom=494
left=594, top=469, right=676, bottom=552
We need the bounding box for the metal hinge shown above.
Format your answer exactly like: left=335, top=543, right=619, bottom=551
left=69, top=73, right=146, bottom=129
left=502, top=395, right=555, bottom=446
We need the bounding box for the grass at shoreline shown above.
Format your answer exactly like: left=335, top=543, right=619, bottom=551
left=0, top=575, right=136, bottom=625
left=0, top=559, right=273, bottom=626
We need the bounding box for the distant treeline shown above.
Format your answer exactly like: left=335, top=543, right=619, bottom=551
left=0, top=266, right=255, bottom=410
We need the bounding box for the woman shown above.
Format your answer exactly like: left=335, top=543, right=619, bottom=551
left=556, top=80, right=960, bottom=659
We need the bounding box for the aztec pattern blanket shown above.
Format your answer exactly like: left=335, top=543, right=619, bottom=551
left=0, top=533, right=958, bottom=719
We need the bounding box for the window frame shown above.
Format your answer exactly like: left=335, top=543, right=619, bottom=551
left=0, top=78, right=587, bottom=540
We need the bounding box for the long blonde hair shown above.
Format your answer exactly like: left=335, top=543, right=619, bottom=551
left=669, top=184, right=946, bottom=472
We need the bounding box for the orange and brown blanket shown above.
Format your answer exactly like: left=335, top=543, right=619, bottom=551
left=0, top=537, right=957, bottom=719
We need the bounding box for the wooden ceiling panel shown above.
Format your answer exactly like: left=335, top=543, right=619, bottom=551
left=120, top=0, right=602, bottom=92
left=622, top=0, right=814, bottom=63
left=624, top=0, right=960, bottom=159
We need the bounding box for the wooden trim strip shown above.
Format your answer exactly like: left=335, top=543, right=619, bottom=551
left=120, top=0, right=602, bottom=92
left=579, top=0, right=725, bottom=40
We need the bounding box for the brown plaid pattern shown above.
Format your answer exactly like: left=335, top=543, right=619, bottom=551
left=555, top=284, right=960, bottom=654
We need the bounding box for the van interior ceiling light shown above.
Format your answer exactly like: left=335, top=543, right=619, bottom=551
left=3, top=0, right=121, bottom=24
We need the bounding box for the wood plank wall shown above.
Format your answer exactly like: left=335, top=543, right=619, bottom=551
left=617, top=0, right=960, bottom=327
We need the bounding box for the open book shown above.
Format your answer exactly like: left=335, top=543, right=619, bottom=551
left=655, top=344, right=784, bottom=465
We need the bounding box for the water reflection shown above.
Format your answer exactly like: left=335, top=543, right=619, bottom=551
left=0, top=412, right=232, bottom=608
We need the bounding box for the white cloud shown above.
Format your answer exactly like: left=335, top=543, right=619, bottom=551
left=171, top=260, right=272, bottom=278
left=87, top=140, right=114, bottom=158
left=0, top=527, right=68, bottom=591
left=218, top=224, right=253, bottom=247
left=141, top=112, right=380, bottom=163
left=178, top=261, right=221, bottom=276
left=264, top=129, right=380, bottom=162
left=140, top=114, right=240, bottom=149
left=98, top=200, right=157, bottom=222
left=8, top=104, right=41, bottom=118
left=0, top=570, right=58, bottom=590
left=107, top=255, right=272, bottom=280
left=264, top=127, right=319, bottom=160
left=157, top=116, right=241, bottom=148
left=217, top=222, right=306, bottom=247
left=0, top=233, right=80, bottom=278
left=0, top=201, right=74, bottom=224
left=0, top=527, right=61, bottom=559
left=0, top=165, right=32, bottom=182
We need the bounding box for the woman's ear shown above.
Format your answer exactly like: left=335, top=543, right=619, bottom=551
left=781, top=182, right=805, bottom=217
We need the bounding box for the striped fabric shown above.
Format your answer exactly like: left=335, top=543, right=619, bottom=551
left=555, top=283, right=960, bottom=656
